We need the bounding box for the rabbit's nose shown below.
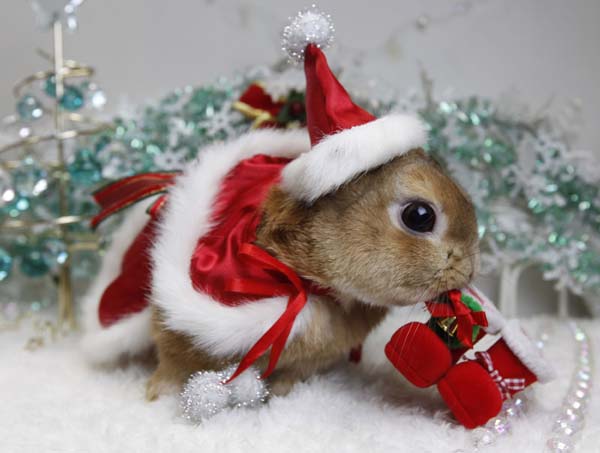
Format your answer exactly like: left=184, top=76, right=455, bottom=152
left=446, top=248, right=467, bottom=261
left=446, top=248, right=460, bottom=259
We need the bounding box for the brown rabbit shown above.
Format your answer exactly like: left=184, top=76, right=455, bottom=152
left=147, top=148, right=478, bottom=398
left=81, top=44, right=479, bottom=403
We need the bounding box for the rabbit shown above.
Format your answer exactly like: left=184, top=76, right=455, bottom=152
left=81, top=42, right=479, bottom=403
left=81, top=128, right=479, bottom=401
left=151, top=141, right=478, bottom=398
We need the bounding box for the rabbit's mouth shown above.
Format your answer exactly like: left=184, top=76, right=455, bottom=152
left=400, top=267, right=476, bottom=306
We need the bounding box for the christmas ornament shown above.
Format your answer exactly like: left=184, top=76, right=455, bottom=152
left=20, top=248, right=50, bottom=277
left=16, top=94, right=44, bottom=121
left=59, top=84, right=84, bottom=111
left=11, top=155, right=48, bottom=197
left=0, top=0, right=109, bottom=328
left=386, top=287, right=555, bottom=429
left=67, top=148, right=102, bottom=185
left=83, top=82, right=107, bottom=109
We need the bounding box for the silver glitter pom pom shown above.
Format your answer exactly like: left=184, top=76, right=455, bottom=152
left=180, top=369, right=231, bottom=423
left=180, top=365, right=269, bottom=423
left=281, top=4, right=335, bottom=64
left=227, top=365, right=269, bottom=408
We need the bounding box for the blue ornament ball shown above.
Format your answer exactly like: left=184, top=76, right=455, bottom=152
left=20, top=248, right=50, bottom=277
left=12, top=156, right=48, bottom=197
left=60, top=85, right=84, bottom=111
left=68, top=148, right=102, bottom=186
left=16, top=94, right=44, bottom=121
left=44, top=74, right=57, bottom=98
left=0, top=247, right=13, bottom=282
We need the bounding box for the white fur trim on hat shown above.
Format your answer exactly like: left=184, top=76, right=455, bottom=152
left=501, top=320, right=556, bottom=383
left=280, top=114, right=427, bottom=203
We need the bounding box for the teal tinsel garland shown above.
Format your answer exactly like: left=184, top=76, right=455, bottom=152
left=1, top=65, right=599, bottom=312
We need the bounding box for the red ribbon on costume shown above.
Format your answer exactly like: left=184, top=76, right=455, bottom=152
left=90, top=172, right=179, bottom=229
left=425, top=289, right=488, bottom=348
left=223, top=242, right=311, bottom=383
left=475, top=351, right=526, bottom=399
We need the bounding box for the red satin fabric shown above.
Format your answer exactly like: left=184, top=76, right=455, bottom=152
left=96, top=173, right=178, bottom=326
left=189, top=154, right=292, bottom=304
left=304, top=44, right=375, bottom=145
left=238, top=83, right=284, bottom=117
left=99, top=218, right=158, bottom=327
left=91, top=172, right=178, bottom=229
left=99, top=155, right=292, bottom=326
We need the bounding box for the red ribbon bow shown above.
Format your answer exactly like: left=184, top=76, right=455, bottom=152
left=425, top=289, right=488, bottom=348
left=223, top=243, right=311, bottom=383
left=91, top=172, right=179, bottom=229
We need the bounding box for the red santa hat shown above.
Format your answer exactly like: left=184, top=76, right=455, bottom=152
left=279, top=6, right=427, bottom=203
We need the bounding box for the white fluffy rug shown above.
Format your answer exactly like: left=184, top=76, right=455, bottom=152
left=1, top=309, right=598, bottom=453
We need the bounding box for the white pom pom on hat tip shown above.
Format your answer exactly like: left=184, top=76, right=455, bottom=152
left=281, top=4, right=335, bottom=64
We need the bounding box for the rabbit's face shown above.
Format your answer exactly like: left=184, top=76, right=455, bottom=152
left=258, top=149, right=479, bottom=306
left=319, top=149, right=479, bottom=306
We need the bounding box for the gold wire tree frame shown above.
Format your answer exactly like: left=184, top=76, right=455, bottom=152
left=0, top=21, right=112, bottom=329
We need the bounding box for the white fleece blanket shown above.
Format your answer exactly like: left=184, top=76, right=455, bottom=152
left=1, top=309, right=598, bottom=453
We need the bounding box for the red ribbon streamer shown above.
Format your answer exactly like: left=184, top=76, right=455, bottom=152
left=91, top=172, right=179, bottom=228
left=425, top=289, right=488, bottom=348
left=224, top=242, right=310, bottom=383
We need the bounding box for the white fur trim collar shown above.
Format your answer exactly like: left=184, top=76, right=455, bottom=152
left=81, top=129, right=314, bottom=363
left=151, top=129, right=318, bottom=358
left=80, top=202, right=155, bottom=364
left=280, top=114, right=427, bottom=203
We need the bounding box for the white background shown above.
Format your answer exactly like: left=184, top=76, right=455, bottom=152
left=1, top=0, right=599, bottom=315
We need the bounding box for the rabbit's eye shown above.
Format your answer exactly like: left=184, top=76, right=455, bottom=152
left=401, top=201, right=436, bottom=233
